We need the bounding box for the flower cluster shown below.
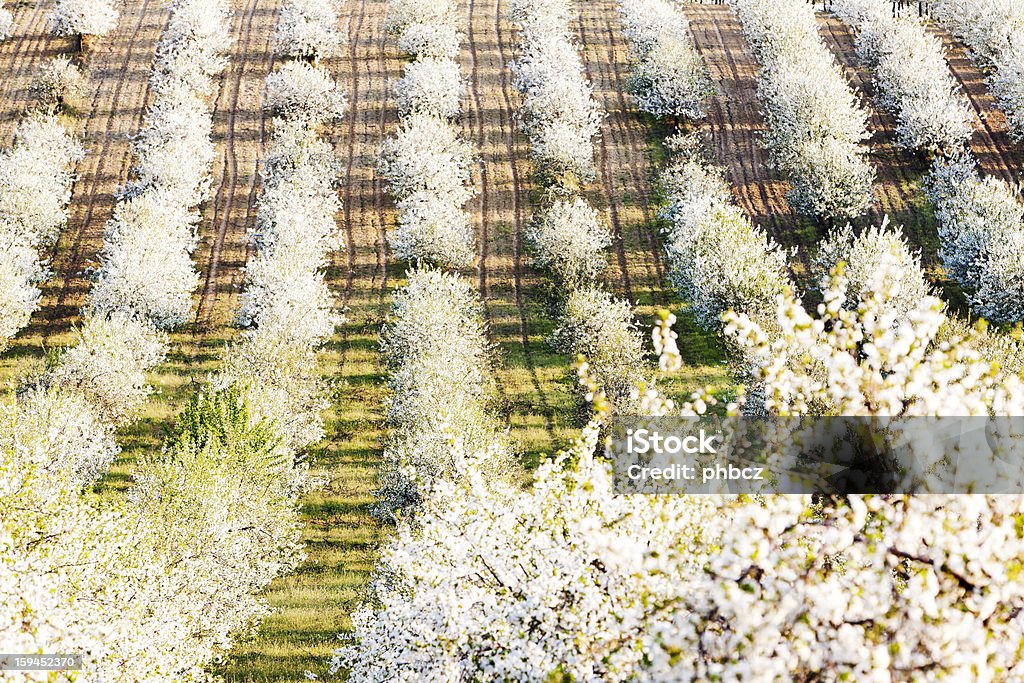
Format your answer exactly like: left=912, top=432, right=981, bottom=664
left=273, top=0, right=344, bottom=62
left=29, top=56, right=88, bottom=112
left=509, top=0, right=603, bottom=185
left=379, top=112, right=477, bottom=268
left=658, top=135, right=793, bottom=330
left=90, top=0, right=232, bottom=328
left=728, top=0, right=875, bottom=220
left=376, top=267, right=516, bottom=516
left=393, top=55, right=465, bottom=120
left=932, top=0, right=1024, bottom=141
left=525, top=194, right=612, bottom=289
left=923, top=153, right=1024, bottom=323
left=833, top=0, right=972, bottom=154
left=264, top=60, right=349, bottom=126
left=0, top=114, right=84, bottom=350
left=384, top=0, right=463, bottom=59
left=550, top=286, right=649, bottom=410
left=813, top=217, right=931, bottom=321
left=47, top=0, right=118, bottom=39
left=726, top=263, right=1024, bottom=417
left=0, top=4, right=11, bottom=40
left=617, top=0, right=712, bottom=121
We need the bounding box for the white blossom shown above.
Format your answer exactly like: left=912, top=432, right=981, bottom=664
left=511, top=31, right=603, bottom=185
left=378, top=112, right=477, bottom=268
left=47, top=0, right=118, bottom=38
left=385, top=0, right=462, bottom=59
left=336, top=268, right=1024, bottom=680
left=833, top=0, right=972, bottom=153
left=375, top=267, right=516, bottom=515
left=550, top=285, right=650, bottom=410
left=90, top=0, right=232, bottom=330
left=89, top=191, right=200, bottom=328
left=264, top=61, right=348, bottom=127
left=273, top=0, right=343, bottom=61
left=30, top=56, right=89, bottom=112
left=813, top=217, right=931, bottom=321
left=393, top=56, right=465, bottom=120
left=525, top=194, right=612, bottom=289
left=227, top=69, right=346, bottom=451
left=0, top=5, right=12, bottom=40
left=932, top=0, right=1024, bottom=140
left=923, top=153, right=1024, bottom=323
left=658, top=135, right=793, bottom=329
left=0, top=114, right=83, bottom=349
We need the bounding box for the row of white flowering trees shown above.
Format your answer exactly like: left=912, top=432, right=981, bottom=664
left=48, top=0, right=119, bottom=50
left=89, top=0, right=231, bottom=326
left=615, top=0, right=793, bottom=335
left=1, top=0, right=353, bottom=677
left=829, top=0, right=1024, bottom=323
left=832, top=0, right=972, bottom=153
left=932, top=0, right=1024, bottom=141
left=373, top=0, right=515, bottom=516
left=380, top=0, right=475, bottom=267
left=0, top=0, right=117, bottom=351
left=509, top=0, right=648, bottom=411
left=617, top=0, right=712, bottom=121
left=0, top=115, right=83, bottom=349
left=728, top=0, right=875, bottom=220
